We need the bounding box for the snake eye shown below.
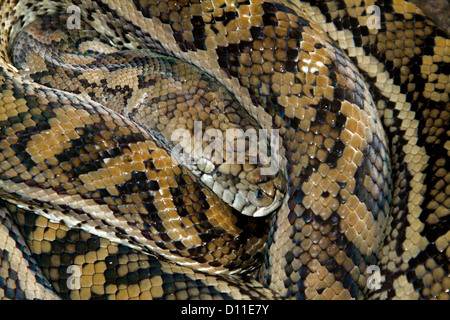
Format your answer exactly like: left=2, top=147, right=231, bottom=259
left=248, top=187, right=273, bottom=207
left=255, top=188, right=264, bottom=199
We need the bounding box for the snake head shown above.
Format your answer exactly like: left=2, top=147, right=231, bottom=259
left=197, top=161, right=287, bottom=218
left=243, top=168, right=287, bottom=217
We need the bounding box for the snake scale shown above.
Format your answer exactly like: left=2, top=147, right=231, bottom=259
left=0, top=0, right=448, bottom=300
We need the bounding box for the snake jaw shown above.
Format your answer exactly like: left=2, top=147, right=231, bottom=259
left=251, top=189, right=284, bottom=217
left=245, top=171, right=287, bottom=217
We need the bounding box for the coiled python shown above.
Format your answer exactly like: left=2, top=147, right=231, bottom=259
left=0, top=0, right=448, bottom=300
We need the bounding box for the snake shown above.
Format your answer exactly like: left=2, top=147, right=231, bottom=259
left=0, top=0, right=448, bottom=300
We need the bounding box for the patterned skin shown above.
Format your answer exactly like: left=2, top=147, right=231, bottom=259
left=0, top=0, right=448, bottom=300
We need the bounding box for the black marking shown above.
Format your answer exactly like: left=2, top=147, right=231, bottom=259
left=326, top=140, right=345, bottom=168
left=3, top=204, right=63, bottom=296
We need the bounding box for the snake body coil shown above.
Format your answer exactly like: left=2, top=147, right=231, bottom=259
left=0, top=0, right=448, bottom=300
